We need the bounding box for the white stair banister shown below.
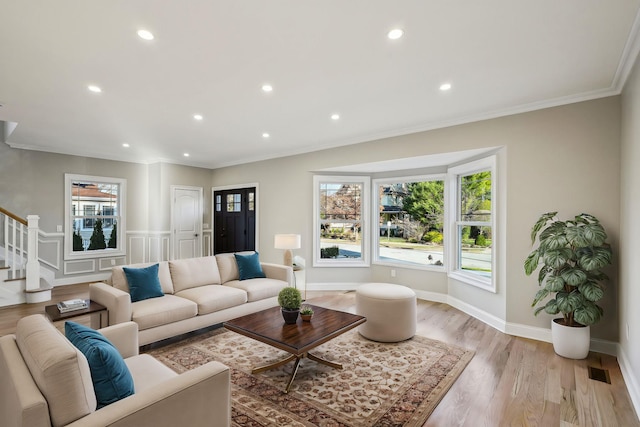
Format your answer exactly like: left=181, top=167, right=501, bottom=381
left=24, top=214, right=51, bottom=303
left=25, top=215, right=40, bottom=291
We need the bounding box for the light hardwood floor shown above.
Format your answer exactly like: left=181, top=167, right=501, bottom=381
left=1, top=285, right=637, bottom=426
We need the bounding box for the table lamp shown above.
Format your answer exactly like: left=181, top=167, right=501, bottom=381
left=274, top=234, right=301, bottom=267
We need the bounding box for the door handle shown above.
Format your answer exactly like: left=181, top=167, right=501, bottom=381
left=194, top=233, right=199, bottom=237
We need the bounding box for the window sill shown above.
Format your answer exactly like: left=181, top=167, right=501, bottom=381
left=373, top=260, right=445, bottom=272
left=64, top=249, right=125, bottom=261
left=448, top=270, right=495, bottom=293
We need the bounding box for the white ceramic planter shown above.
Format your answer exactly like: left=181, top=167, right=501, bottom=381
left=551, top=318, right=590, bottom=359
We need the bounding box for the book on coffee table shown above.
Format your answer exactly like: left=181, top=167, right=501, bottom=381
left=57, top=299, right=89, bottom=313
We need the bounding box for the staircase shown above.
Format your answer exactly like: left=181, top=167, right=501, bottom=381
left=0, top=207, right=52, bottom=306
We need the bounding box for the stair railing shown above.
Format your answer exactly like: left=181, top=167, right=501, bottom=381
left=0, top=207, right=40, bottom=293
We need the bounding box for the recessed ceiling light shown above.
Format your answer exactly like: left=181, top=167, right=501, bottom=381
left=122, top=143, right=130, bottom=148
left=87, top=85, right=102, bottom=93
left=440, top=83, right=452, bottom=91
left=331, top=113, right=340, bottom=120
left=262, top=133, right=270, bottom=138
left=137, top=29, right=154, bottom=40
left=262, top=84, right=273, bottom=93
left=183, top=153, right=190, bottom=157
left=193, top=114, right=203, bottom=121
left=387, top=29, right=404, bottom=40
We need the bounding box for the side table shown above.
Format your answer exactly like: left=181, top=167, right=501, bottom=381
left=45, top=299, right=108, bottom=330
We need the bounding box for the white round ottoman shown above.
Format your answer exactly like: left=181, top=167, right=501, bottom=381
left=355, top=283, right=417, bottom=342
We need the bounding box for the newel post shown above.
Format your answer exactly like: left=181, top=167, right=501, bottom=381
left=24, top=215, right=51, bottom=303
left=25, top=215, right=40, bottom=292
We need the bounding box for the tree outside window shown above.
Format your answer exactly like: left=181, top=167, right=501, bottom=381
left=448, top=155, right=496, bottom=291
left=313, top=176, right=370, bottom=267
left=374, top=177, right=445, bottom=268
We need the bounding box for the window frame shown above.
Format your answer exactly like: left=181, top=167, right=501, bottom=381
left=447, top=156, right=496, bottom=292
left=313, top=175, right=370, bottom=267
left=64, top=173, right=126, bottom=260
left=372, top=174, right=446, bottom=270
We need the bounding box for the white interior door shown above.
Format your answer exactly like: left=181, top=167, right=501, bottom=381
left=171, top=186, right=203, bottom=259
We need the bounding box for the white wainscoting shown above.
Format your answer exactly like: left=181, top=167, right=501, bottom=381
left=36, top=229, right=211, bottom=285
left=125, top=231, right=171, bottom=264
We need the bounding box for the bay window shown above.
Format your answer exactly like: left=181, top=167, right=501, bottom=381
left=313, top=175, right=370, bottom=267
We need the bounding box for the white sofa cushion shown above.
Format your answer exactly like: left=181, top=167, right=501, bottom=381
left=215, top=252, right=248, bottom=284
left=16, top=315, right=96, bottom=427
left=169, top=257, right=221, bottom=292
left=131, top=295, right=198, bottom=330
left=111, top=261, right=174, bottom=295
left=224, top=278, right=288, bottom=302
left=175, top=285, right=248, bottom=315
left=124, top=354, right=177, bottom=392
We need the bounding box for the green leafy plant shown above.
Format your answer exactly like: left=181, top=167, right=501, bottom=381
left=524, top=212, right=612, bottom=326
left=278, top=287, right=302, bottom=310
left=300, top=305, right=314, bottom=315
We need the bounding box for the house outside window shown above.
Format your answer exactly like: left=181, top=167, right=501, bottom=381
left=313, top=175, right=370, bottom=267
left=64, top=174, right=126, bottom=260
left=448, top=156, right=496, bottom=291
left=373, top=175, right=445, bottom=268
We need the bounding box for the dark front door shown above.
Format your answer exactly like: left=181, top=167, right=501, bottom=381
left=213, top=188, right=256, bottom=254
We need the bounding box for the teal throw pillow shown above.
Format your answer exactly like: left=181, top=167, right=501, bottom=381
left=123, top=264, right=164, bottom=302
left=65, top=321, right=135, bottom=408
left=235, top=252, right=266, bottom=280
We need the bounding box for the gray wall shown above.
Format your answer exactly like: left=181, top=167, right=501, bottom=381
left=0, top=95, right=622, bottom=343
left=620, top=48, right=640, bottom=409
left=211, top=96, right=621, bottom=343
left=0, top=144, right=213, bottom=277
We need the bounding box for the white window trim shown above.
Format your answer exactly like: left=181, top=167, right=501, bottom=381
left=64, top=173, right=126, bottom=260
left=447, top=155, right=496, bottom=292
left=371, top=174, right=446, bottom=271
left=313, top=175, right=370, bottom=267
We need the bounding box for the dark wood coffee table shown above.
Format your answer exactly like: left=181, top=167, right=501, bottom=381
left=223, top=304, right=365, bottom=393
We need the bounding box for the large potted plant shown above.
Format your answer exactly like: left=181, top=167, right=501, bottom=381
left=278, top=287, right=302, bottom=324
left=524, top=212, right=612, bottom=359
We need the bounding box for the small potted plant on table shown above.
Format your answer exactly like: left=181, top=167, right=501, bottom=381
left=300, top=305, right=314, bottom=322
left=278, top=287, right=302, bottom=324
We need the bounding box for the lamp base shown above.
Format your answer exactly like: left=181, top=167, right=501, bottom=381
left=283, top=250, right=293, bottom=267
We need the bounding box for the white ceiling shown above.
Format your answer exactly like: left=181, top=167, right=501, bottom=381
left=1, top=1, right=639, bottom=169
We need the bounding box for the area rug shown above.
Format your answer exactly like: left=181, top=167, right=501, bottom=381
left=145, top=328, right=474, bottom=427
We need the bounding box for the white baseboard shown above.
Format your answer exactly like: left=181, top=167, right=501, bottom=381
left=53, top=272, right=110, bottom=287
left=446, top=295, right=507, bottom=333
left=413, top=290, right=448, bottom=304
left=617, top=346, right=640, bottom=420
left=505, top=321, right=552, bottom=343
left=308, top=282, right=619, bottom=357
left=306, top=282, right=360, bottom=292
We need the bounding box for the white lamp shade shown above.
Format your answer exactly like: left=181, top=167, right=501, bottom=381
left=274, top=234, right=301, bottom=250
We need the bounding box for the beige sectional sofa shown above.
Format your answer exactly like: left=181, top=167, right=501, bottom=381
left=90, top=253, right=292, bottom=346
left=0, top=314, right=230, bottom=427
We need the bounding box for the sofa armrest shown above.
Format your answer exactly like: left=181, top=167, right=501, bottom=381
left=68, top=361, right=231, bottom=427
left=89, top=282, right=132, bottom=326
left=261, top=262, right=293, bottom=286
left=0, top=335, right=50, bottom=427
left=98, top=322, right=139, bottom=359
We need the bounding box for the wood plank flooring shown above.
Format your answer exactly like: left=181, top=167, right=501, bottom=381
left=0, top=285, right=637, bottom=426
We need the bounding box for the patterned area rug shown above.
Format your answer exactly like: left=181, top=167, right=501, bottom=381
left=145, top=328, right=473, bottom=427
